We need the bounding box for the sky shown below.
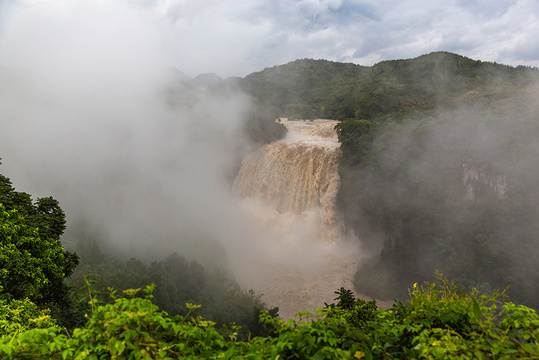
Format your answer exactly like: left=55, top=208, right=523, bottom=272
left=1, top=0, right=538, bottom=78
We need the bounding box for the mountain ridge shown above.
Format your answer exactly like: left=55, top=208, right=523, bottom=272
left=235, top=51, right=539, bottom=121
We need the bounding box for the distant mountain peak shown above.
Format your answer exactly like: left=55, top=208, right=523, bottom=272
left=193, top=73, right=223, bottom=89
left=167, top=67, right=192, bottom=82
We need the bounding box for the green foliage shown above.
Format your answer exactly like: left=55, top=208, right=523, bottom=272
left=0, top=163, right=79, bottom=318
left=68, top=245, right=279, bottom=339
left=0, top=166, right=68, bottom=246
left=0, top=204, right=66, bottom=303
left=0, top=285, right=230, bottom=359
left=240, top=52, right=538, bottom=122
left=375, top=273, right=539, bottom=359
left=330, top=287, right=356, bottom=309
left=324, top=288, right=379, bottom=329
left=0, top=164, right=82, bottom=334
left=240, top=58, right=366, bottom=120
left=67, top=286, right=227, bottom=359
left=0, top=298, right=56, bottom=336
left=1, top=276, right=537, bottom=359
left=334, top=118, right=375, bottom=162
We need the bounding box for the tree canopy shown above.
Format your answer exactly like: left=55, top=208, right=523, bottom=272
left=0, top=160, right=79, bottom=324
left=0, top=204, right=66, bottom=303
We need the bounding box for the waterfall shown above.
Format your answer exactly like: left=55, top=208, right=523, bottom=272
left=233, top=119, right=342, bottom=242
left=232, top=119, right=372, bottom=319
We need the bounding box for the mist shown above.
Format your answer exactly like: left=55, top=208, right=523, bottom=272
left=0, top=3, right=363, bottom=316
left=346, top=69, right=539, bottom=305
left=0, top=1, right=267, bottom=276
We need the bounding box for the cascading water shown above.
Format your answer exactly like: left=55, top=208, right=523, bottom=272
left=233, top=119, right=370, bottom=319
left=233, top=119, right=342, bottom=242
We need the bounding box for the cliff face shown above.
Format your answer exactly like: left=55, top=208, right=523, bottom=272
left=463, top=163, right=507, bottom=200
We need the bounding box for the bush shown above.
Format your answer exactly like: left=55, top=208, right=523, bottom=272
left=0, top=274, right=538, bottom=359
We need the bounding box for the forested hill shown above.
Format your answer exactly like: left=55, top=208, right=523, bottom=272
left=239, top=52, right=539, bottom=309
left=238, top=59, right=367, bottom=120
left=237, top=51, right=538, bottom=121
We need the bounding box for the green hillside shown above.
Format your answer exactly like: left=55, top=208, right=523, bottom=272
left=239, top=51, right=538, bottom=121
left=239, top=59, right=367, bottom=119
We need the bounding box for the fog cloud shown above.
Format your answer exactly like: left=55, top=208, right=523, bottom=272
left=0, top=0, right=258, bottom=272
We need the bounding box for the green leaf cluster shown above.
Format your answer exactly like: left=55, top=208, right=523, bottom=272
left=0, top=298, right=56, bottom=336
left=1, top=274, right=538, bottom=359
left=0, top=163, right=79, bottom=319
left=0, top=204, right=66, bottom=303
left=324, top=288, right=379, bottom=329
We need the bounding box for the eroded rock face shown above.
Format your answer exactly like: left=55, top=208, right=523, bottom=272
left=463, top=162, right=507, bottom=200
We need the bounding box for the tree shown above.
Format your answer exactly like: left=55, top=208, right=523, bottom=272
left=0, top=204, right=66, bottom=303
left=324, top=287, right=379, bottom=329
left=0, top=160, right=79, bottom=323
left=334, top=118, right=374, bottom=160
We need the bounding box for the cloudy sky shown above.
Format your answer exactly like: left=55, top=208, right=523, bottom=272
left=1, top=0, right=538, bottom=78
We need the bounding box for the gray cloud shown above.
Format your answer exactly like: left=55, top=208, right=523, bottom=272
left=2, top=0, right=536, bottom=77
